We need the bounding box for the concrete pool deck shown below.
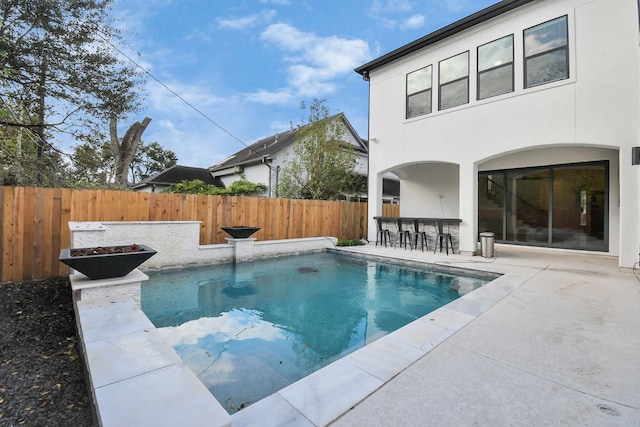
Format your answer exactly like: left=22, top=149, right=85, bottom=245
left=328, top=244, right=640, bottom=426
left=73, top=243, right=640, bottom=426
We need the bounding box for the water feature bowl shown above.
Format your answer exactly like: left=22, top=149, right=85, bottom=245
left=221, top=226, right=260, bottom=239
left=59, top=244, right=157, bottom=280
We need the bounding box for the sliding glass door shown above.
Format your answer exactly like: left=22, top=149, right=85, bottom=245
left=478, top=161, right=608, bottom=251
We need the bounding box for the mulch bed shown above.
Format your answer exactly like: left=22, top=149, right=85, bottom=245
left=0, top=277, right=93, bottom=426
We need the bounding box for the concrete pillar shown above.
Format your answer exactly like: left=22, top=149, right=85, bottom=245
left=69, top=268, right=149, bottom=308
left=619, top=148, right=640, bottom=268
left=367, top=172, right=384, bottom=243
left=226, top=238, right=256, bottom=263
left=458, top=161, right=478, bottom=255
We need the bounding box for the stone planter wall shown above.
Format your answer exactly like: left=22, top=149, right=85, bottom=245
left=69, top=221, right=337, bottom=271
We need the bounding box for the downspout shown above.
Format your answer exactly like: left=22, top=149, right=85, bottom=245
left=262, top=155, right=273, bottom=197
left=363, top=70, right=372, bottom=240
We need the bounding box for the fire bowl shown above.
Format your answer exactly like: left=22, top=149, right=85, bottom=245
left=59, top=244, right=157, bottom=280
left=221, top=226, right=261, bottom=239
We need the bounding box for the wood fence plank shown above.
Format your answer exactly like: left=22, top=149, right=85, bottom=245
left=11, top=187, right=24, bottom=281
left=135, top=191, right=145, bottom=220
left=32, top=188, right=46, bottom=279
left=2, top=187, right=383, bottom=280
left=48, top=189, right=62, bottom=277
left=1, top=187, right=16, bottom=281
left=41, top=188, right=54, bottom=276
left=58, top=189, right=72, bottom=276
left=21, top=187, right=35, bottom=279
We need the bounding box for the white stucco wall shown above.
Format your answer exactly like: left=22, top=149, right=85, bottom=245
left=365, top=0, right=640, bottom=266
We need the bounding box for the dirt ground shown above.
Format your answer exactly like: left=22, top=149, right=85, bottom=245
left=0, top=277, right=93, bottom=426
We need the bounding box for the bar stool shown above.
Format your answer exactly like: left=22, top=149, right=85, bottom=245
left=396, top=218, right=412, bottom=249
left=411, top=219, right=429, bottom=252
left=433, top=220, right=454, bottom=255
left=375, top=217, right=391, bottom=247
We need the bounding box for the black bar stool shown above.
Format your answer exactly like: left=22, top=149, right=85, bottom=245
left=411, top=219, right=429, bottom=251
left=375, top=218, right=391, bottom=247
left=396, top=218, right=412, bottom=249
left=433, top=220, right=454, bottom=255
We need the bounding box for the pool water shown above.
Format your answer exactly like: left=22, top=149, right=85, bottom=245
left=141, top=251, right=490, bottom=414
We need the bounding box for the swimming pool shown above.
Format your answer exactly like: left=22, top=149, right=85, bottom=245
left=141, top=251, right=492, bottom=414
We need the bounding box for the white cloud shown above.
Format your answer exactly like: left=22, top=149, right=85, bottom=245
left=443, top=0, right=477, bottom=12
left=218, top=14, right=260, bottom=30
left=217, top=10, right=276, bottom=30
left=245, top=88, right=295, bottom=105
left=368, top=0, right=422, bottom=30
left=370, top=0, right=413, bottom=14
left=402, top=14, right=425, bottom=29
left=260, top=0, right=291, bottom=4
left=146, top=79, right=227, bottom=117
left=250, top=23, right=370, bottom=104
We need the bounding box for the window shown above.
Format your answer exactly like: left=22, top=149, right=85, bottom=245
left=406, top=66, right=432, bottom=118
left=524, top=16, right=568, bottom=88
left=439, top=51, right=469, bottom=110
left=477, top=35, right=514, bottom=100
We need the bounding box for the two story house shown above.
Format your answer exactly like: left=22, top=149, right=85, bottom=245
left=209, top=113, right=400, bottom=202
left=356, top=0, right=639, bottom=268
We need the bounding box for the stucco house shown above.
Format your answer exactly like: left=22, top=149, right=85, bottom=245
left=131, top=165, right=224, bottom=193
left=209, top=113, right=400, bottom=202
left=356, top=0, right=639, bottom=267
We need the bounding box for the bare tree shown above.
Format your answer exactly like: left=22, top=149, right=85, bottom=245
left=0, top=0, right=144, bottom=186
left=109, top=116, right=151, bottom=187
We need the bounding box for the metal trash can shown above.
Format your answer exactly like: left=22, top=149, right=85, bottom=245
left=479, top=232, right=495, bottom=258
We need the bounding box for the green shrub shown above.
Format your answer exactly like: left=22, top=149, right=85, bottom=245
left=168, top=177, right=267, bottom=196
left=337, top=239, right=365, bottom=247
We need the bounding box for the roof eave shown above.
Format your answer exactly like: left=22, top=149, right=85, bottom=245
left=355, top=0, right=534, bottom=76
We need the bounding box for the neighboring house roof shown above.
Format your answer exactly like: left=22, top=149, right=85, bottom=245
left=355, top=0, right=534, bottom=78
left=131, top=165, right=224, bottom=189
left=209, top=113, right=367, bottom=173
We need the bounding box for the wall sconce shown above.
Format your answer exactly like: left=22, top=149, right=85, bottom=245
left=370, top=137, right=378, bottom=143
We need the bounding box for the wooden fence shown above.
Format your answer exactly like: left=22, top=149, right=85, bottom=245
left=0, top=186, right=400, bottom=282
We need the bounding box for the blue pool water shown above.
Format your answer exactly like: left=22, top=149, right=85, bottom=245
left=141, top=251, right=491, bottom=414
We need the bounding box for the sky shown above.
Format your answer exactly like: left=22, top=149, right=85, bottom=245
left=109, top=0, right=500, bottom=169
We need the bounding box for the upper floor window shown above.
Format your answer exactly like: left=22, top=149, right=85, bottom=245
left=439, top=51, right=469, bottom=110
left=478, top=35, right=514, bottom=100
left=406, top=66, right=432, bottom=118
left=524, top=16, right=568, bottom=88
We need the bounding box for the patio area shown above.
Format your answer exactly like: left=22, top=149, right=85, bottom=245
left=328, top=243, right=640, bottom=426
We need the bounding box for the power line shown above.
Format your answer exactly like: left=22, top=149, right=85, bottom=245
left=97, top=33, right=250, bottom=148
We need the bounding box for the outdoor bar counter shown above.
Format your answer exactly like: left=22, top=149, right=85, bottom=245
left=373, top=216, right=462, bottom=254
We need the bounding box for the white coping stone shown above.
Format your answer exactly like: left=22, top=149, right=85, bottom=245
left=387, top=314, right=461, bottom=351
left=345, top=335, right=426, bottom=381
left=76, top=297, right=153, bottom=343
left=95, top=363, right=230, bottom=427
left=277, top=359, right=384, bottom=426
left=231, top=393, right=314, bottom=427
left=84, top=328, right=182, bottom=388
left=77, top=293, right=232, bottom=427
